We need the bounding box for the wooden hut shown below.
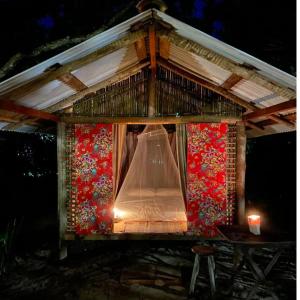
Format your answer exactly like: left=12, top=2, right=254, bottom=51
left=0, top=1, right=296, bottom=257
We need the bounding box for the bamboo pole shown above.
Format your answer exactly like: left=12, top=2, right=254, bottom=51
left=61, top=115, right=241, bottom=124
left=57, top=122, right=68, bottom=259
left=236, top=123, right=246, bottom=224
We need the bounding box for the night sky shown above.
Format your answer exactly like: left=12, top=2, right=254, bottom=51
left=0, top=0, right=296, bottom=80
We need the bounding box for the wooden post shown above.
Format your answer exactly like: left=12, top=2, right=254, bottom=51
left=57, top=122, right=68, bottom=259
left=236, top=123, right=246, bottom=224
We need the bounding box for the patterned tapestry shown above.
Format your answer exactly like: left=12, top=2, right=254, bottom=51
left=74, top=124, right=113, bottom=235
left=186, top=123, right=228, bottom=236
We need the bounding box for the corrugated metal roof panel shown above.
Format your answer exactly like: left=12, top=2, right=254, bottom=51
left=156, top=10, right=296, bottom=90
left=73, top=45, right=138, bottom=87
left=15, top=125, right=37, bottom=133
left=231, top=79, right=273, bottom=102
left=0, top=10, right=153, bottom=94
left=259, top=95, right=289, bottom=108
left=0, top=122, right=9, bottom=129
left=14, top=80, right=75, bottom=110
left=169, top=44, right=232, bottom=85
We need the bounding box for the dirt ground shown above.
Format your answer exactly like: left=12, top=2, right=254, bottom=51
left=0, top=238, right=296, bottom=300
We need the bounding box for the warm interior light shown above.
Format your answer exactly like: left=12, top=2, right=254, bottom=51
left=247, top=214, right=261, bottom=235
left=248, top=214, right=261, bottom=225
left=113, top=208, right=125, bottom=219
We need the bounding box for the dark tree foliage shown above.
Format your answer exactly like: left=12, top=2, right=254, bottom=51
left=0, top=0, right=296, bottom=78
left=246, top=132, right=296, bottom=234
left=0, top=131, right=57, bottom=231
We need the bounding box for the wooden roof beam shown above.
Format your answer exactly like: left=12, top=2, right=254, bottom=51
left=221, top=74, right=243, bottom=90
left=243, top=98, right=296, bottom=120
left=0, top=99, right=60, bottom=122
left=57, top=72, right=87, bottom=92
left=0, top=116, right=19, bottom=123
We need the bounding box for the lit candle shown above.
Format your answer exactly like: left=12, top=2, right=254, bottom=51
left=248, top=214, right=261, bottom=235
left=113, top=208, right=125, bottom=219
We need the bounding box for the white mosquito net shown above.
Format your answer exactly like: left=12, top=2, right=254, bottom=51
left=114, top=125, right=187, bottom=222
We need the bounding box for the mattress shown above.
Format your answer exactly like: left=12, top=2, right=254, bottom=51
left=115, top=188, right=187, bottom=222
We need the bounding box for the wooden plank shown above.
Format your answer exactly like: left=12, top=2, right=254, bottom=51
left=149, top=24, right=157, bottom=78
left=159, top=37, right=170, bottom=60
left=0, top=116, right=19, bottom=123
left=57, top=72, right=87, bottom=92
left=135, top=38, right=147, bottom=61
left=236, top=123, right=246, bottom=225
left=3, top=30, right=147, bottom=99
left=61, top=115, right=240, bottom=124
left=243, top=99, right=296, bottom=120
left=57, top=122, right=68, bottom=259
left=0, top=99, right=60, bottom=122
left=221, top=74, right=243, bottom=90
left=45, top=61, right=150, bottom=113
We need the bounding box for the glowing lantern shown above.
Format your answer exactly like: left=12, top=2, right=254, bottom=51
left=247, top=215, right=261, bottom=235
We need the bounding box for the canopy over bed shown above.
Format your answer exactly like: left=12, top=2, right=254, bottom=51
left=114, top=125, right=186, bottom=223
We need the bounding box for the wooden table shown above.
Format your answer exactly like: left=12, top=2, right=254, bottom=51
left=217, top=225, right=295, bottom=300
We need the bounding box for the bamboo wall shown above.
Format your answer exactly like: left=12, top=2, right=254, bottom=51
left=72, top=67, right=244, bottom=118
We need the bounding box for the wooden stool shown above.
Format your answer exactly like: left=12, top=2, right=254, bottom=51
left=189, top=245, right=216, bottom=297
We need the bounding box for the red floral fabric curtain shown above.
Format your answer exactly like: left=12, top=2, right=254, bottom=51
left=186, top=123, right=228, bottom=236
left=74, top=124, right=113, bottom=235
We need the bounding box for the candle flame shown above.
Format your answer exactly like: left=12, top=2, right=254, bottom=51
left=248, top=214, right=260, bottom=220
left=113, top=208, right=125, bottom=219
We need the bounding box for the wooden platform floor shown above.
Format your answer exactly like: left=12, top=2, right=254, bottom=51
left=113, top=221, right=188, bottom=233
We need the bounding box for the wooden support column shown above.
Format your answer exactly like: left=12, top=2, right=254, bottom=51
left=148, top=24, right=157, bottom=117
left=236, top=123, right=246, bottom=224
left=57, top=122, right=68, bottom=260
